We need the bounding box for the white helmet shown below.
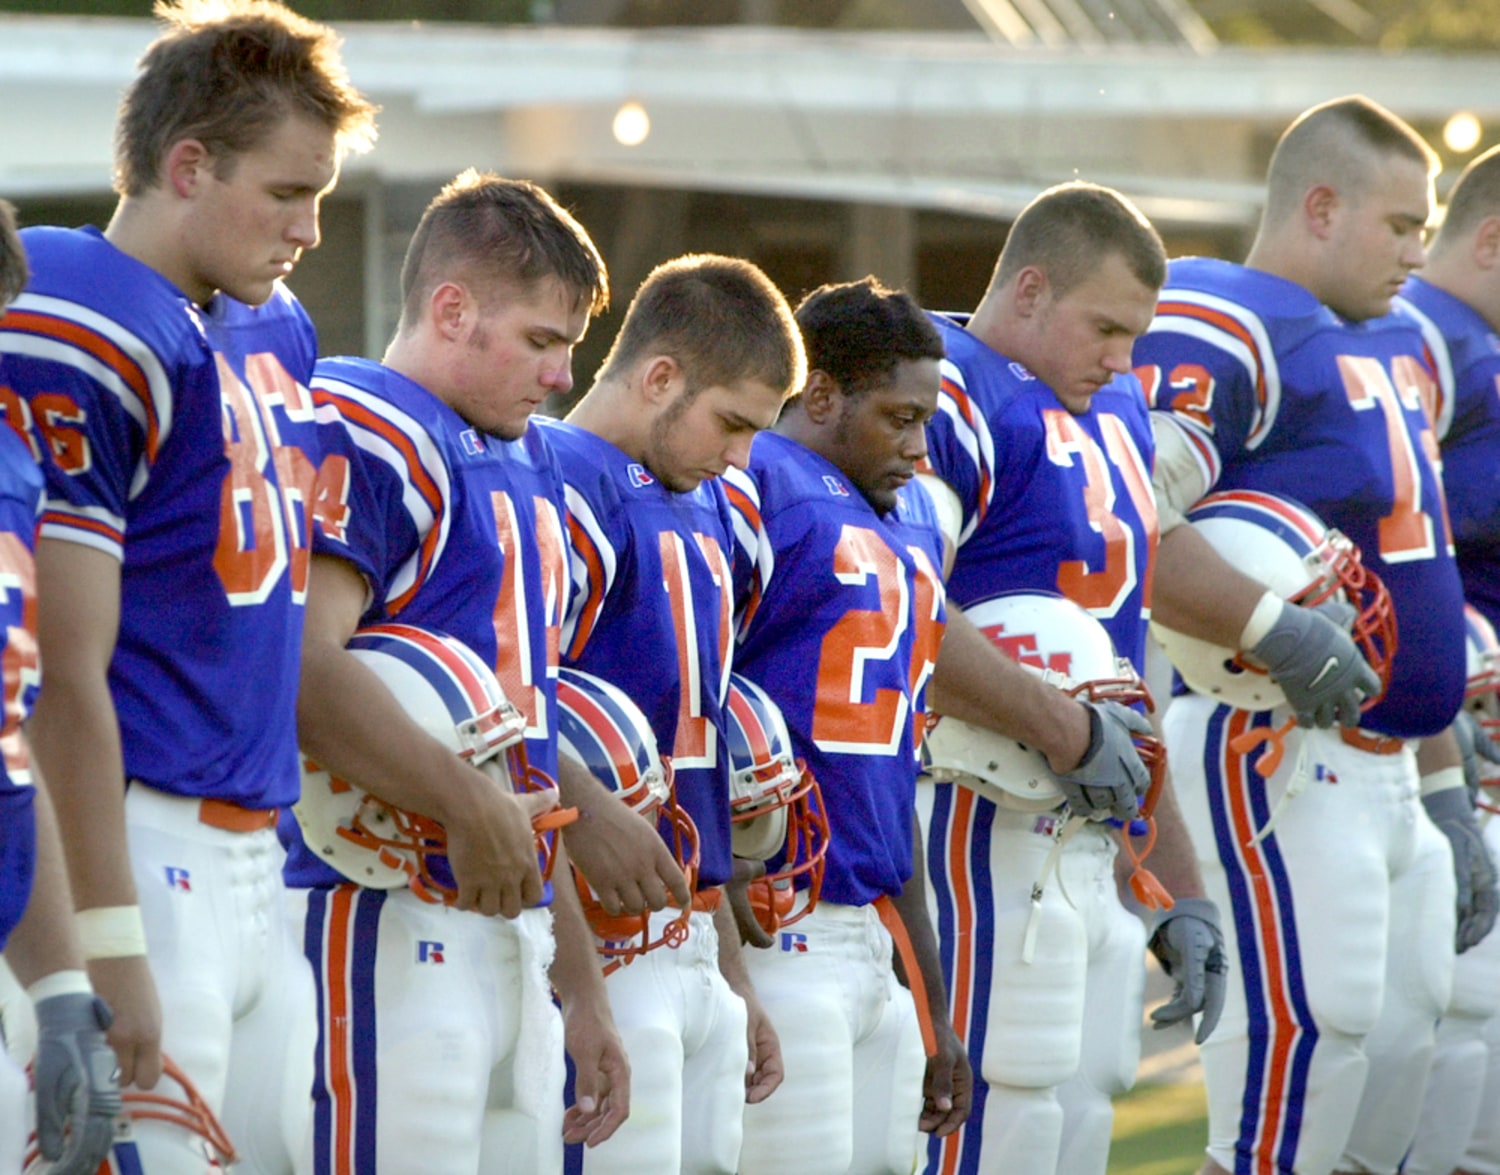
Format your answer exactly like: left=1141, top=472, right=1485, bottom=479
left=295, top=624, right=560, bottom=901
left=1465, top=605, right=1500, bottom=773
left=924, top=592, right=1162, bottom=812
left=724, top=674, right=829, bottom=934
left=1149, top=490, right=1395, bottom=711
left=557, top=666, right=699, bottom=960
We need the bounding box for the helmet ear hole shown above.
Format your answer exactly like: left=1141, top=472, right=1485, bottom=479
left=732, top=807, right=788, bottom=861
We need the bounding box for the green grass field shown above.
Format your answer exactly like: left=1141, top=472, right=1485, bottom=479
left=1107, top=1081, right=1209, bottom=1175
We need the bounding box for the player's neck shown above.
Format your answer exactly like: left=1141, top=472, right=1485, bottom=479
left=105, top=194, right=214, bottom=307
left=563, top=380, right=646, bottom=461
left=1419, top=256, right=1500, bottom=334
left=1243, top=233, right=1326, bottom=305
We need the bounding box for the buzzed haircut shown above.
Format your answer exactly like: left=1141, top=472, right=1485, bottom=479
left=794, top=277, right=944, bottom=398
left=989, top=181, right=1166, bottom=300
left=595, top=254, right=806, bottom=400
left=1433, top=144, right=1500, bottom=250
left=1263, top=95, right=1438, bottom=225
left=115, top=0, right=378, bottom=197
left=0, top=201, right=25, bottom=310
left=398, top=170, right=609, bottom=330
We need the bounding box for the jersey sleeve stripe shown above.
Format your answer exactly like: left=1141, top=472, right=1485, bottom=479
left=2, top=300, right=170, bottom=461
left=1151, top=411, right=1221, bottom=490
left=37, top=505, right=124, bottom=559
left=1152, top=294, right=1281, bottom=449
left=1392, top=295, right=1454, bottom=440
left=562, top=507, right=609, bottom=661
left=935, top=365, right=994, bottom=532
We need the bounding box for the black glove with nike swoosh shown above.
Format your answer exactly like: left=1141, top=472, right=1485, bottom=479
left=1248, top=599, right=1381, bottom=728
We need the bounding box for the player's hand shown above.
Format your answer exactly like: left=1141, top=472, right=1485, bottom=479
left=919, top=1020, right=972, bottom=1137
left=33, top=990, right=122, bottom=1174
left=743, top=993, right=783, bottom=1105
left=561, top=995, right=631, bottom=1147
left=85, top=954, right=161, bottom=1090
left=444, top=774, right=550, bottom=919
left=1147, top=897, right=1228, bottom=1045
left=1247, top=599, right=1380, bottom=729
left=1055, top=700, right=1152, bottom=823
left=1422, top=785, right=1500, bottom=952
left=1455, top=709, right=1500, bottom=795
left=726, top=858, right=775, bottom=950
left=563, top=792, right=691, bottom=917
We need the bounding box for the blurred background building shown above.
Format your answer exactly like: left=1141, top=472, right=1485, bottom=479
left=3, top=0, right=1497, bottom=386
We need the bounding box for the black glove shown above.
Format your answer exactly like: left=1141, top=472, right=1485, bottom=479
left=1148, top=898, right=1228, bottom=1045
left=33, top=991, right=121, bottom=1174
left=1454, top=709, right=1500, bottom=797
left=1056, top=700, right=1152, bottom=823
left=1423, top=785, right=1499, bottom=953
left=1248, top=599, right=1381, bottom=728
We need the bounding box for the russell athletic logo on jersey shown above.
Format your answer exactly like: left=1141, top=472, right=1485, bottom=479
left=164, top=867, right=191, bottom=892
left=459, top=429, right=484, bottom=457
left=780, top=932, right=808, bottom=953
left=821, top=475, right=850, bottom=497
left=416, top=940, right=445, bottom=964
left=627, top=463, right=655, bottom=488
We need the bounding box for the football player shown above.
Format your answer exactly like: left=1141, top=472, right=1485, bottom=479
left=0, top=197, right=120, bottom=1174
left=0, top=5, right=376, bottom=1169
left=544, top=252, right=805, bottom=1173
left=1133, top=95, right=1478, bottom=1175
left=1392, top=144, right=1500, bottom=1175
left=286, top=170, right=665, bottom=1173
left=725, top=277, right=972, bottom=1175
left=914, top=181, right=1224, bottom=1175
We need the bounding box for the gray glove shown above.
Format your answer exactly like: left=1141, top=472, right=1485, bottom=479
left=1423, top=785, right=1499, bottom=953
left=1148, top=897, right=1228, bottom=1045
left=1248, top=599, right=1381, bottom=728
left=1454, top=709, right=1500, bottom=796
left=33, top=991, right=121, bottom=1174
left=1056, top=700, right=1152, bottom=823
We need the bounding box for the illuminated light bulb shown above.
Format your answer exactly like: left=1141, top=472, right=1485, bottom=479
left=1444, top=112, right=1482, bottom=154
left=612, top=101, right=650, bottom=147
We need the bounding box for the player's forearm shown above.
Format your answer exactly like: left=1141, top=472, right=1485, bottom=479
left=4, top=761, right=90, bottom=986
left=713, top=899, right=759, bottom=1000
left=928, top=610, right=1091, bottom=771
left=1416, top=726, right=1462, bottom=776
left=1138, top=775, right=1206, bottom=901
left=1152, top=525, right=1268, bottom=647
left=547, top=844, right=610, bottom=1011
left=891, top=821, right=955, bottom=1026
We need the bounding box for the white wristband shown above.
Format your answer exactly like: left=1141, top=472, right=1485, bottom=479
left=26, top=969, right=93, bottom=1004
left=1420, top=766, right=1467, bottom=797
left=76, top=905, right=148, bottom=961
left=1238, top=590, right=1285, bottom=651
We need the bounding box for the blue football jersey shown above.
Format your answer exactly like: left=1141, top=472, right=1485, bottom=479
left=545, top=419, right=737, bottom=887
left=0, top=426, right=41, bottom=949
left=1395, top=275, right=1500, bottom=633
left=924, top=313, right=1158, bottom=670
left=283, top=357, right=569, bottom=891
left=1134, top=257, right=1466, bottom=738
left=0, top=226, right=321, bottom=807
left=724, top=431, right=947, bottom=907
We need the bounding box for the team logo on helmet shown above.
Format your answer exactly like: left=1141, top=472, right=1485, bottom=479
left=1149, top=490, right=1395, bottom=712
left=557, top=667, right=700, bottom=962
left=724, top=674, right=830, bottom=935
left=294, top=625, right=569, bottom=904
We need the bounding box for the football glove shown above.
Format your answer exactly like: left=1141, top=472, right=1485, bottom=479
left=34, top=991, right=121, bottom=1174
left=1423, top=785, right=1499, bottom=953
left=1248, top=599, right=1380, bottom=729
left=1056, top=700, right=1152, bottom=823
left=1148, top=897, right=1228, bottom=1045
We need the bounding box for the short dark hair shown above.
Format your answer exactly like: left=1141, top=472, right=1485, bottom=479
left=1264, top=95, right=1437, bottom=224
left=398, top=169, right=609, bottom=328
left=794, top=277, right=944, bottom=397
left=596, top=254, right=804, bottom=398
left=1434, top=144, right=1500, bottom=248
left=115, top=0, right=378, bottom=197
left=990, top=181, right=1166, bottom=299
left=0, top=201, right=25, bottom=310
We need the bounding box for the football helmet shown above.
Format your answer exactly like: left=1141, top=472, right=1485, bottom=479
left=557, top=666, right=700, bottom=960
left=924, top=591, right=1165, bottom=814
left=1465, top=605, right=1500, bottom=789
left=724, top=674, right=830, bottom=934
left=25, top=1054, right=235, bottom=1172
left=1149, top=490, right=1395, bottom=711
left=294, top=624, right=564, bottom=904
